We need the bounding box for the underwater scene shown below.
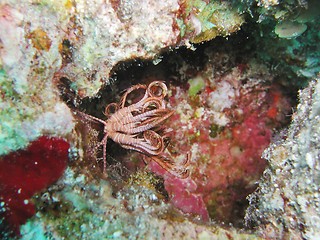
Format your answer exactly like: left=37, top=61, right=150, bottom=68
left=0, top=0, right=319, bottom=239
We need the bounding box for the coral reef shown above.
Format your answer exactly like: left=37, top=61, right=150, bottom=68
left=0, top=4, right=74, bottom=156
left=1, top=0, right=246, bottom=158
left=56, top=0, right=183, bottom=97
left=148, top=54, right=292, bottom=224
left=19, top=169, right=260, bottom=239
left=178, top=0, right=244, bottom=43
left=238, top=0, right=320, bottom=86
left=0, top=1, right=250, bottom=237
left=245, top=78, right=320, bottom=239
left=0, top=0, right=186, bottom=156
left=0, top=0, right=319, bottom=239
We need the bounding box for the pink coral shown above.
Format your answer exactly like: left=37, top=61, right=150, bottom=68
left=148, top=70, right=291, bottom=223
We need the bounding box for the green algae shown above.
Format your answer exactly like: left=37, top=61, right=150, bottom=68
left=188, top=75, right=205, bottom=97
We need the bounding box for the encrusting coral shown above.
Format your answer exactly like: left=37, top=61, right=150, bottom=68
left=147, top=57, right=292, bottom=223
left=0, top=136, right=69, bottom=238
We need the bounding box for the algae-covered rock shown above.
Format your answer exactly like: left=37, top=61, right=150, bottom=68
left=179, top=0, right=244, bottom=43
left=0, top=0, right=182, bottom=155
left=20, top=169, right=261, bottom=239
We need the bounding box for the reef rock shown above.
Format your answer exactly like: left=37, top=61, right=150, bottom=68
left=246, top=78, right=320, bottom=239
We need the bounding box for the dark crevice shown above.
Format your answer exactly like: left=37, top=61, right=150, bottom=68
left=57, top=29, right=299, bottom=227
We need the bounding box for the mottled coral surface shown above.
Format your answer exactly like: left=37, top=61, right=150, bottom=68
left=149, top=64, right=292, bottom=223
left=0, top=136, right=69, bottom=236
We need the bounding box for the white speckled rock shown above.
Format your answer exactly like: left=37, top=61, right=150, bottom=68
left=246, top=78, right=320, bottom=239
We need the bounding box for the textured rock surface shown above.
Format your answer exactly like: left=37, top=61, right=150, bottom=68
left=0, top=0, right=319, bottom=239
left=0, top=0, right=182, bottom=155
left=246, top=78, right=320, bottom=239
left=19, top=169, right=260, bottom=240
left=0, top=0, right=246, bottom=155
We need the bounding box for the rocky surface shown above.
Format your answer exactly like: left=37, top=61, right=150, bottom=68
left=246, top=78, right=320, bottom=239
left=0, top=0, right=319, bottom=239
